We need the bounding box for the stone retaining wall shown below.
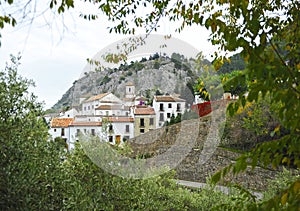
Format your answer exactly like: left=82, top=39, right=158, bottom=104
left=129, top=113, right=279, bottom=191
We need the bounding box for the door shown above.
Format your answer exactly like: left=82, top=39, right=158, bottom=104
left=116, top=135, right=121, bottom=145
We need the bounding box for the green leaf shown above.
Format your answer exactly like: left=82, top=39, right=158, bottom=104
left=211, top=171, right=221, bottom=185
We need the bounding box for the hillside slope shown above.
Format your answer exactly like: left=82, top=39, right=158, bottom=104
left=52, top=56, right=204, bottom=110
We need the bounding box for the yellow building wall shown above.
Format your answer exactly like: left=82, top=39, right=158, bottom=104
left=134, top=115, right=156, bottom=137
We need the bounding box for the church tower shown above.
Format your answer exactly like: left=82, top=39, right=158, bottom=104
left=125, top=82, right=135, bottom=98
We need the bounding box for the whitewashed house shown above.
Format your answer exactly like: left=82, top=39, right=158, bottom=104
left=81, top=93, right=122, bottom=115
left=104, top=116, right=134, bottom=145
left=74, top=115, right=102, bottom=122
left=60, top=108, right=79, bottom=118
left=95, top=104, right=131, bottom=117
left=68, top=121, right=102, bottom=150
left=49, top=117, right=74, bottom=149
left=153, top=95, right=186, bottom=128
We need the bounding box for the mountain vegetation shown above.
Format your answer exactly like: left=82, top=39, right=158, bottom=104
left=52, top=53, right=206, bottom=110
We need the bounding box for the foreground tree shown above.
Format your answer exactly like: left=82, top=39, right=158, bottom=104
left=0, top=55, right=66, bottom=209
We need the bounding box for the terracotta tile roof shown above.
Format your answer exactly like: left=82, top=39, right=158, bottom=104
left=95, top=104, right=123, bottom=110
left=154, top=95, right=186, bottom=102
left=51, top=118, right=74, bottom=128
left=107, top=117, right=134, bottom=122
left=69, top=122, right=102, bottom=126
left=134, top=107, right=155, bottom=115
left=85, top=93, right=110, bottom=102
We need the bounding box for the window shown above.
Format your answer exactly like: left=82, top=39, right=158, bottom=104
left=168, top=103, right=172, bottom=108
left=106, top=111, right=109, bottom=116
left=88, top=106, right=90, bottom=110
left=84, top=107, right=86, bottom=111
left=92, top=105, right=94, bottom=109
left=167, top=113, right=171, bottom=118
left=109, top=136, right=113, bottom=143
left=109, top=124, right=113, bottom=132
left=125, top=125, right=130, bottom=133
left=91, top=129, right=95, bottom=136
left=129, top=87, right=131, bottom=92
left=177, top=103, right=181, bottom=111
left=61, top=128, right=65, bottom=136
left=159, top=113, right=164, bottom=121
left=54, top=128, right=56, bottom=132
left=84, top=129, right=87, bottom=133
left=150, top=118, right=154, bottom=125
left=140, top=118, right=145, bottom=127
left=76, top=129, right=80, bottom=136
left=159, top=103, right=164, bottom=111
left=140, top=129, right=145, bottom=134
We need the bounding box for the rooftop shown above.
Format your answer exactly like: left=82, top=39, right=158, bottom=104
left=85, top=93, right=110, bottom=102
left=154, top=95, right=186, bottom=102
left=107, top=117, right=134, bottom=122
left=134, top=107, right=155, bottom=115
left=51, top=118, right=74, bottom=128
left=69, top=122, right=102, bottom=126
left=95, top=104, right=124, bottom=110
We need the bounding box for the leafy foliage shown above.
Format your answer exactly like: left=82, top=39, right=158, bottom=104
left=0, top=55, right=66, bottom=210
left=217, top=54, right=246, bottom=74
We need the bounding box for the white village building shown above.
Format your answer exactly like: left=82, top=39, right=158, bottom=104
left=105, top=116, right=135, bottom=144
left=81, top=93, right=122, bottom=115
left=153, top=95, right=186, bottom=128
left=49, top=118, right=74, bottom=150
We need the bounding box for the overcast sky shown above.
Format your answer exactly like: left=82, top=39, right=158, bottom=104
left=0, top=2, right=216, bottom=109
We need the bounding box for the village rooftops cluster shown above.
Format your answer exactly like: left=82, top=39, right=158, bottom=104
left=48, top=83, right=186, bottom=151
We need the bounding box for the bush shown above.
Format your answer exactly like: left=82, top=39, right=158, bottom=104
left=153, top=60, right=160, bottom=69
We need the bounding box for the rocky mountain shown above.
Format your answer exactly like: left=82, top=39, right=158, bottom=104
left=52, top=54, right=209, bottom=110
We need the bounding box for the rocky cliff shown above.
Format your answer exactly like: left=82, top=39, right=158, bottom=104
left=52, top=55, right=204, bottom=110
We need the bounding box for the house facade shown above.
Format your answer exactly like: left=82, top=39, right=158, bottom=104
left=68, top=121, right=102, bottom=150
left=105, top=117, right=134, bottom=144
left=133, top=106, right=156, bottom=137
left=81, top=93, right=122, bottom=115
left=49, top=118, right=74, bottom=150
left=153, top=95, right=186, bottom=128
